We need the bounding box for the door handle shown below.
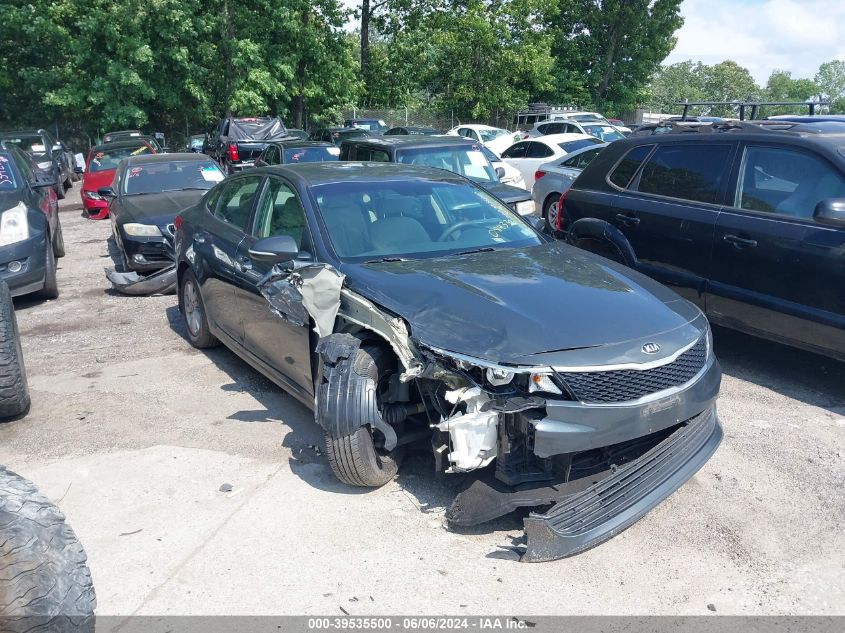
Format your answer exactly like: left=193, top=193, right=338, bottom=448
left=723, top=234, right=758, bottom=249
left=234, top=257, right=253, bottom=273
left=615, top=213, right=640, bottom=227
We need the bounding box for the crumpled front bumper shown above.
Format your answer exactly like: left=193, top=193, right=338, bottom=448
left=521, top=405, right=721, bottom=562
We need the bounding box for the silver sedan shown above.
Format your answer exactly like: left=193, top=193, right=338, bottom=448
left=531, top=142, right=608, bottom=230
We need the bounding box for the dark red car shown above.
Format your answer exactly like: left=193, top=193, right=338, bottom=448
left=81, top=140, right=156, bottom=219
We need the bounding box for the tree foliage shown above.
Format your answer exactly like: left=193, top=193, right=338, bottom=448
left=816, top=60, right=845, bottom=113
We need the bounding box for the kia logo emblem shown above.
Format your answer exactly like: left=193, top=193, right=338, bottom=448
left=642, top=342, right=661, bottom=354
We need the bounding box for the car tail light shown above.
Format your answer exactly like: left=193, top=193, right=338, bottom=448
left=556, top=188, right=570, bottom=231
left=173, top=215, right=183, bottom=232
left=534, top=170, right=546, bottom=181
left=227, top=143, right=239, bottom=161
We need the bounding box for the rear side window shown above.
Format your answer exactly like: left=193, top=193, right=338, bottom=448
left=526, top=142, right=553, bottom=158
left=637, top=144, right=732, bottom=204
left=609, top=144, right=653, bottom=188
left=562, top=148, right=602, bottom=169
left=501, top=143, right=528, bottom=159
left=736, top=146, right=845, bottom=218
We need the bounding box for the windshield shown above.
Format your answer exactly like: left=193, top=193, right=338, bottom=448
left=0, top=155, right=18, bottom=190
left=335, top=130, right=368, bottom=141
left=582, top=125, right=625, bottom=142
left=283, top=147, right=339, bottom=163
left=478, top=128, right=510, bottom=143
left=89, top=145, right=152, bottom=173
left=3, top=136, right=47, bottom=158
left=558, top=138, right=604, bottom=153
left=123, top=160, right=223, bottom=194
left=351, top=120, right=385, bottom=131
left=396, top=145, right=497, bottom=183
left=313, top=179, right=540, bottom=262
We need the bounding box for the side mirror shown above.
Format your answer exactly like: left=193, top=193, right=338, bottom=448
left=98, top=186, right=116, bottom=199
left=248, top=235, right=299, bottom=264
left=814, top=198, right=845, bottom=227
left=494, top=166, right=506, bottom=179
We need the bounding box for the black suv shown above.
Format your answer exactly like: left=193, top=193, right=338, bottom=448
left=340, top=135, right=535, bottom=215
left=558, top=121, right=845, bottom=361
left=0, top=129, right=72, bottom=200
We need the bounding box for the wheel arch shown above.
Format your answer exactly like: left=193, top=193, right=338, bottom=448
left=567, top=217, right=637, bottom=267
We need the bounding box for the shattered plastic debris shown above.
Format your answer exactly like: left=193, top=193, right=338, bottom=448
left=105, top=265, right=177, bottom=296
left=258, top=264, right=345, bottom=338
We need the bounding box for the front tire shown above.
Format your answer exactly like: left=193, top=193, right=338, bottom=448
left=322, top=345, right=402, bottom=487
left=0, top=466, right=96, bottom=632
left=54, top=219, right=66, bottom=258
left=180, top=269, right=218, bottom=348
left=0, top=281, right=30, bottom=419
left=38, top=239, right=59, bottom=300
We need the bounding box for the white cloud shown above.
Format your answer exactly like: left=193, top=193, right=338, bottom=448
left=666, top=0, right=845, bottom=84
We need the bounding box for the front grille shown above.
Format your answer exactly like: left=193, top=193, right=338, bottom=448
left=556, top=337, right=707, bottom=404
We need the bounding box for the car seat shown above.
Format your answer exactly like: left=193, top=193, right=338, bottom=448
left=320, top=199, right=371, bottom=257
left=370, top=217, right=431, bottom=252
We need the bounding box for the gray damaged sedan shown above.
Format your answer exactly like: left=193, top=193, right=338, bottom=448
left=173, top=162, right=722, bottom=561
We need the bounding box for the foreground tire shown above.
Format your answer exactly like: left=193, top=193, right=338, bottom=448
left=322, top=346, right=401, bottom=487
left=0, top=466, right=96, bottom=632
left=179, top=269, right=217, bottom=348
left=0, top=281, right=30, bottom=419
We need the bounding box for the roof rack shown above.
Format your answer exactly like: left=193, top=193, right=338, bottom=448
left=641, top=119, right=819, bottom=136
left=674, top=100, right=828, bottom=121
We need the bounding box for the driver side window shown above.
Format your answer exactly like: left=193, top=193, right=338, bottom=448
left=252, top=178, right=312, bottom=254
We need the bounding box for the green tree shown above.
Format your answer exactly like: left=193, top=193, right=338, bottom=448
left=550, top=0, right=684, bottom=115
left=762, top=69, right=818, bottom=116
left=648, top=60, right=707, bottom=113
left=701, top=60, right=761, bottom=116
left=816, top=60, right=845, bottom=113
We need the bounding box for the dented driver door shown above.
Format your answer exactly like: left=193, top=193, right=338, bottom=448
left=232, top=176, right=316, bottom=396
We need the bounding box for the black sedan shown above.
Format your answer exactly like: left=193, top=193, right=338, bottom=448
left=254, top=139, right=339, bottom=167
left=100, top=153, right=224, bottom=271
left=174, top=162, right=721, bottom=561
left=0, top=143, right=64, bottom=299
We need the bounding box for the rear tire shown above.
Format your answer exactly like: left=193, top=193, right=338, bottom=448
left=0, top=466, right=96, bottom=632
left=322, top=345, right=402, bottom=487
left=180, top=269, right=218, bottom=348
left=38, top=239, right=59, bottom=300
left=0, top=281, right=30, bottom=419
left=543, top=194, right=561, bottom=232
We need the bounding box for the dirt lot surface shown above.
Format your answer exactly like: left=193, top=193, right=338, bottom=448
left=1, top=187, right=844, bottom=616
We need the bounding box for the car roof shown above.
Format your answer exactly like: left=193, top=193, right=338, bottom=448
left=90, top=139, right=155, bottom=152
left=343, top=135, right=474, bottom=149
left=453, top=124, right=501, bottom=131
left=529, top=133, right=596, bottom=144
left=105, top=129, right=143, bottom=135
left=248, top=161, right=468, bottom=186
left=266, top=139, right=333, bottom=148
left=122, top=152, right=211, bottom=165
left=0, top=130, right=48, bottom=139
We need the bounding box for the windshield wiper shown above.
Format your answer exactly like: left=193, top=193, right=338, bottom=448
left=451, top=247, right=496, bottom=256
left=364, top=256, right=409, bottom=264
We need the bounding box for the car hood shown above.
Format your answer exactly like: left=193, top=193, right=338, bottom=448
left=478, top=181, right=531, bottom=204
left=82, top=169, right=116, bottom=191
left=343, top=241, right=705, bottom=366
left=116, top=190, right=207, bottom=228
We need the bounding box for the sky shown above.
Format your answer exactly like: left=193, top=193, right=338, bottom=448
left=665, top=0, right=845, bottom=84
left=341, top=0, right=845, bottom=86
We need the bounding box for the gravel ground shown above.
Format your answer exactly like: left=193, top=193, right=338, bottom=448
left=0, top=186, right=843, bottom=616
